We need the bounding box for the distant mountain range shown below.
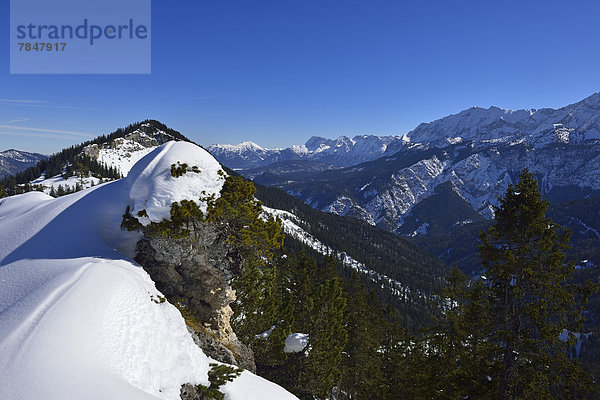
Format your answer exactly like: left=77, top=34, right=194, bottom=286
left=0, top=149, right=46, bottom=178
left=208, top=135, right=410, bottom=169
left=209, top=92, right=600, bottom=171
left=209, top=92, right=600, bottom=236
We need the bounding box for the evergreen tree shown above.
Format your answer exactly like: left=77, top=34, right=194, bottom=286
left=0, top=185, right=7, bottom=198
left=301, top=256, right=348, bottom=399
left=248, top=253, right=348, bottom=400
left=478, top=169, right=598, bottom=399
left=424, top=267, right=473, bottom=398
left=340, top=272, right=385, bottom=399
left=207, top=175, right=283, bottom=268
left=424, top=267, right=496, bottom=399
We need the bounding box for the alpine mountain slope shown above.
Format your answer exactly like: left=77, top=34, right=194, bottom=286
left=0, top=149, right=46, bottom=178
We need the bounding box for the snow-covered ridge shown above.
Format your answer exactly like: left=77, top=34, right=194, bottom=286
left=83, top=123, right=176, bottom=176
left=229, top=92, right=600, bottom=235
left=210, top=141, right=269, bottom=153
left=407, top=92, right=600, bottom=147
left=0, top=141, right=297, bottom=400
left=26, top=123, right=180, bottom=196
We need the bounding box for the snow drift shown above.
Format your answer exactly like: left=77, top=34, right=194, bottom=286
left=0, top=141, right=297, bottom=400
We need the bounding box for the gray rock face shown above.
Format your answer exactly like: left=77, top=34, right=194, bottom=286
left=134, top=223, right=255, bottom=372
left=180, top=383, right=206, bottom=400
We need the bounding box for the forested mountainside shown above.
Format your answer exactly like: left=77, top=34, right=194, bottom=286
left=0, top=149, right=46, bottom=178
left=253, top=181, right=450, bottom=331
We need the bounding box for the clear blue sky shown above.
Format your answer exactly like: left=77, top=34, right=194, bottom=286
left=2, top=0, right=600, bottom=154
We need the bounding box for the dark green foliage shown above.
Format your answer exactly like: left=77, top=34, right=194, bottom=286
left=146, top=199, right=206, bottom=239
left=294, top=255, right=347, bottom=398
left=414, top=170, right=599, bottom=399
left=0, top=185, right=7, bottom=198
left=195, top=363, right=243, bottom=400
left=248, top=253, right=348, bottom=400
left=171, top=162, right=190, bottom=177
left=417, top=267, right=496, bottom=399
left=340, top=272, right=386, bottom=399
left=150, top=294, right=166, bottom=304
left=380, top=305, right=431, bottom=399
left=121, top=206, right=143, bottom=231
left=478, top=168, right=598, bottom=399
left=303, top=273, right=347, bottom=397
left=207, top=176, right=284, bottom=266
left=253, top=180, right=450, bottom=333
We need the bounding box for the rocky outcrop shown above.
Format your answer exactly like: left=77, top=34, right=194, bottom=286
left=180, top=383, right=206, bottom=400
left=134, top=223, right=255, bottom=372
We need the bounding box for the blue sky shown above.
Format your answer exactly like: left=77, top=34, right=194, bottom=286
left=2, top=0, right=600, bottom=154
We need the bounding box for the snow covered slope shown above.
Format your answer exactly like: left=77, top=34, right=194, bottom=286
left=0, top=142, right=297, bottom=400
left=22, top=121, right=182, bottom=195
left=83, top=122, right=182, bottom=177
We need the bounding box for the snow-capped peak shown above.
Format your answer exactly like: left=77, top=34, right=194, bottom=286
left=406, top=91, right=600, bottom=146
left=210, top=141, right=266, bottom=153
left=208, top=134, right=408, bottom=169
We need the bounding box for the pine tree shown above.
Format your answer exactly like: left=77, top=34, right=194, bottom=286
left=478, top=169, right=598, bottom=399
left=340, top=271, right=385, bottom=399
left=206, top=175, right=283, bottom=267
left=250, top=253, right=348, bottom=399
left=424, top=267, right=473, bottom=398
left=425, top=267, right=496, bottom=399
left=301, top=256, right=347, bottom=399
left=0, top=185, right=7, bottom=198
left=304, top=270, right=347, bottom=399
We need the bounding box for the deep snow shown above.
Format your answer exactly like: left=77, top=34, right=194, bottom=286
left=0, top=142, right=297, bottom=400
